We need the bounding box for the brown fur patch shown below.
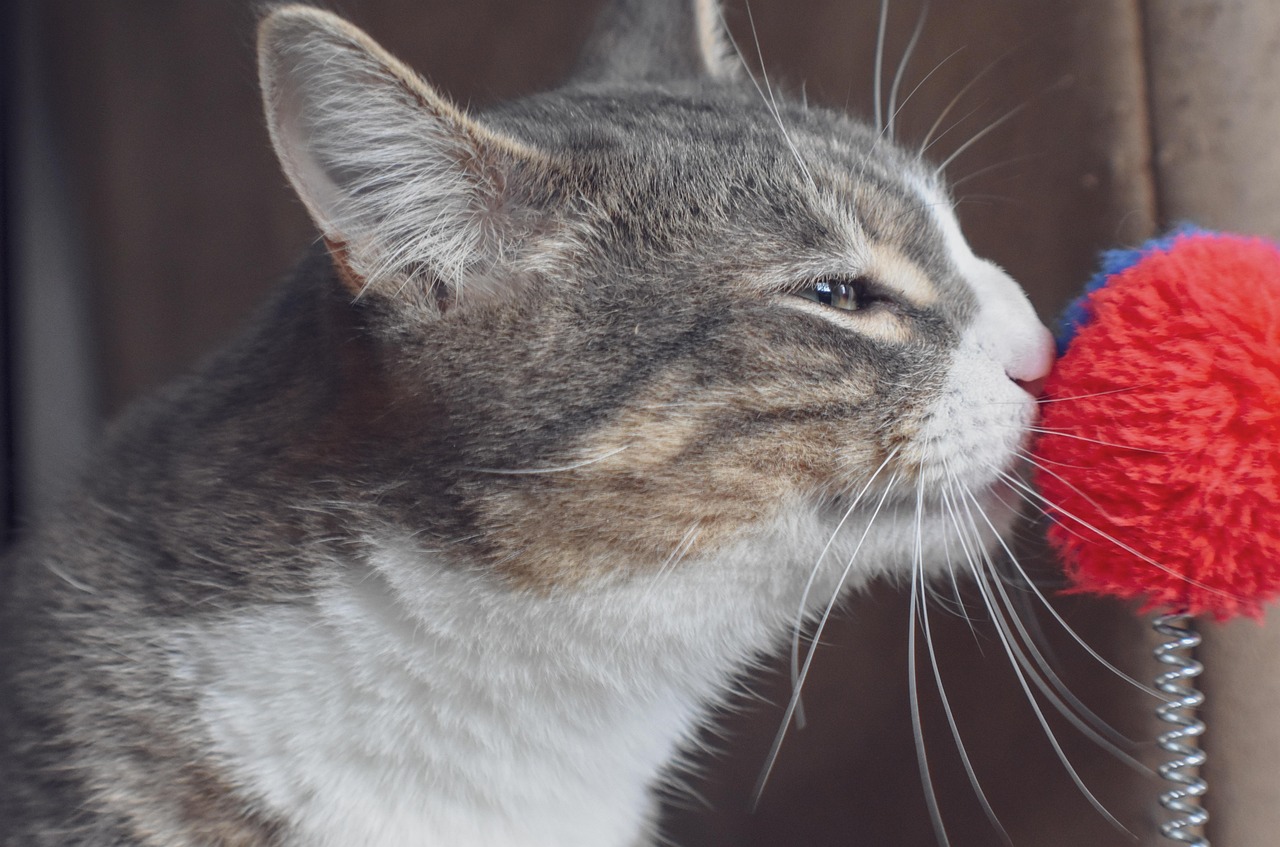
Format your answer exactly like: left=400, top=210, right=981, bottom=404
left=323, top=237, right=365, bottom=296
left=94, top=755, right=287, bottom=847
left=474, top=365, right=895, bottom=588
left=169, top=764, right=286, bottom=846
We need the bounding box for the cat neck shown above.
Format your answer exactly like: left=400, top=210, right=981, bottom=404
left=186, top=528, right=824, bottom=846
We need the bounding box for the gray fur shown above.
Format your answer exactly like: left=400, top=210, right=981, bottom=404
left=1, top=2, right=1009, bottom=844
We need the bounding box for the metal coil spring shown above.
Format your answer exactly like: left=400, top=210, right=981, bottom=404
left=1153, top=612, right=1209, bottom=846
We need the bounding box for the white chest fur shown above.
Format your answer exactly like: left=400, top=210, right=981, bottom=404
left=182, top=505, right=995, bottom=846
left=189, top=567, right=688, bottom=845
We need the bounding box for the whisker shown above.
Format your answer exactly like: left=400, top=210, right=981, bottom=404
left=948, top=151, right=1047, bottom=190
left=738, top=2, right=818, bottom=189
left=953, top=193, right=1033, bottom=211
left=1013, top=448, right=1118, bottom=519
left=993, top=465, right=1167, bottom=696
left=928, top=483, right=1015, bottom=844
left=937, top=482, right=996, bottom=636
left=991, top=464, right=1114, bottom=555
left=919, top=45, right=1020, bottom=155
left=958, top=487, right=1149, bottom=759
left=999, top=557, right=1068, bottom=667
left=934, top=74, right=1073, bottom=176
left=889, top=45, right=964, bottom=143
left=954, top=496, right=1135, bottom=833
left=921, top=99, right=992, bottom=158
left=933, top=99, right=1029, bottom=176
left=909, top=476, right=953, bottom=847
left=460, top=446, right=628, bottom=475
left=873, top=0, right=889, bottom=135
left=1017, top=449, right=1098, bottom=472
left=923, top=577, right=977, bottom=620
left=886, top=1, right=929, bottom=141
left=789, top=449, right=900, bottom=694
left=932, top=488, right=987, bottom=640
left=1036, top=385, right=1149, bottom=404
left=996, top=465, right=1241, bottom=604
left=753, top=472, right=900, bottom=806
left=988, top=472, right=1162, bottom=700
left=1023, top=424, right=1173, bottom=455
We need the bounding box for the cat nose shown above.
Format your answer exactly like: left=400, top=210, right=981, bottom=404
left=1015, top=374, right=1048, bottom=399
left=965, top=259, right=1055, bottom=389
left=987, top=321, right=1054, bottom=400
left=1003, top=323, right=1055, bottom=386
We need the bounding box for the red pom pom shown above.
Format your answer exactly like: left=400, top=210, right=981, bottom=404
left=1035, top=233, right=1280, bottom=620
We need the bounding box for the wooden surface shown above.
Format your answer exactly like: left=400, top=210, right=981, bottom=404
left=25, top=1, right=1278, bottom=844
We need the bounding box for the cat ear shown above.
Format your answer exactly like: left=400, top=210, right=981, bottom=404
left=258, top=5, right=542, bottom=308
left=571, top=0, right=742, bottom=84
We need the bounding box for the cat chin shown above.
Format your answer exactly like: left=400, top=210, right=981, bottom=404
left=800, top=467, right=1025, bottom=585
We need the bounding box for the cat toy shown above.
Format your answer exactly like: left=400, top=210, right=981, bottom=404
left=1032, top=228, right=1280, bottom=845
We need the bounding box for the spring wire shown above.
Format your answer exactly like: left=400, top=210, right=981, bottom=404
left=1153, top=612, right=1209, bottom=846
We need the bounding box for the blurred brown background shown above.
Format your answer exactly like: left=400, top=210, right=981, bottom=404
left=9, top=1, right=1280, bottom=845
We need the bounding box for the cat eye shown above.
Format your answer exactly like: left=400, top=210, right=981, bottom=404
left=793, top=277, right=883, bottom=312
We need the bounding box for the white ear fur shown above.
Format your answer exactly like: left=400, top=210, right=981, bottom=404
left=693, top=0, right=742, bottom=80
left=258, top=6, right=538, bottom=303
left=572, top=0, right=742, bottom=84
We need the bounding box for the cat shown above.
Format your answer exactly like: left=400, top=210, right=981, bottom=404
left=0, top=0, right=1054, bottom=844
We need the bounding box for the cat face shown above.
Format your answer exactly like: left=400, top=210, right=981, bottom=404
left=259, top=4, right=1052, bottom=588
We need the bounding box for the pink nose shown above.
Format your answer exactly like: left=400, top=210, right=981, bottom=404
left=1015, top=375, right=1048, bottom=398
left=1002, top=323, right=1056, bottom=387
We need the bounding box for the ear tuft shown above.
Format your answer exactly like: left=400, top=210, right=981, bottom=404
left=258, top=5, right=540, bottom=307
left=571, top=0, right=741, bottom=85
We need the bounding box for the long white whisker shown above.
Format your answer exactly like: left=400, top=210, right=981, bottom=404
left=789, top=448, right=900, bottom=693
left=923, top=576, right=978, bottom=621
left=955, top=502, right=1134, bottom=833
left=738, top=2, right=817, bottom=189
left=990, top=466, right=1160, bottom=694
left=921, top=100, right=992, bottom=158
left=887, top=1, right=928, bottom=140
left=1011, top=447, right=1119, bottom=519
left=910, top=477, right=953, bottom=847
left=933, top=484, right=985, bottom=642
left=461, top=446, right=628, bottom=475
left=935, top=72, right=1074, bottom=176
left=752, top=472, right=900, bottom=805
left=947, top=151, right=1046, bottom=190
left=1025, top=425, right=1173, bottom=455
left=928, top=482, right=1015, bottom=844
left=1016, top=448, right=1097, bottom=472
left=997, top=466, right=1241, bottom=605
left=888, top=45, right=963, bottom=146
left=985, top=385, right=1151, bottom=408
left=1036, top=385, right=1148, bottom=404
left=990, top=462, right=1096, bottom=541
left=918, top=46, right=1017, bottom=154
left=933, top=99, right=1030, bottom=176
left=956, top=485, right=1150, bottom=764
left=873, top=0, right=889, bottom=135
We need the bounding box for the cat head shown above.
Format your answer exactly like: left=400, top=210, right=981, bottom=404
left=257, top=1, right=1052, bottom=588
